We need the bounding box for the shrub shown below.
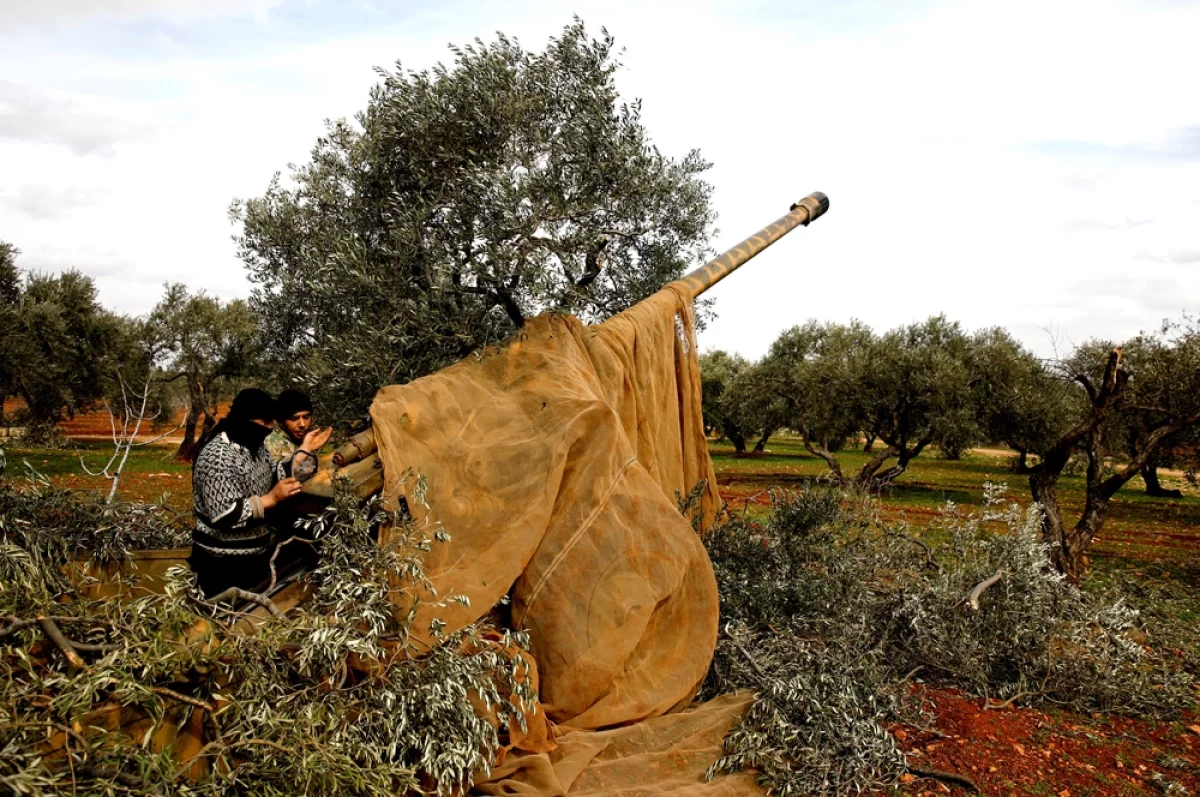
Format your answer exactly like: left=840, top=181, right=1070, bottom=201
left=0, top=481, right=532, bottom=796
left=702, top=483, right=1195, bottom=796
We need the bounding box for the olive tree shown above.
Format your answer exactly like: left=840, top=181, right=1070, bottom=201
left=145, top=284, right=260, bottom=460
left=765, top=317, right=1025, bottom=490
left=700, top=350, right=751, bottom=452
left=1113, top=336, right=1200, bottom=497
left=1008, top=321, right=1200, bottom=581
left=851, top=316, right=986, bottom=487
left=727, top=363, right=790, bottom=454
left=234, top=22, right=715, bottom=426
left=761, top=320, right=872, bottom=482
left=0, top=246, right=123, bottom=439
left=0, top=242, right=21, bottom=430
left=699, top=352, right=785, bottom=454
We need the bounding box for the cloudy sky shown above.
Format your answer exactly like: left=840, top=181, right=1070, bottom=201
left=2, top=0, right=1198, bottom=359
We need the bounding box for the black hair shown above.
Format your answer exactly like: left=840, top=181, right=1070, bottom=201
left=276, top=389, right=314, bottom=422
left=193, top=388, right=277, bottom=464
left=230, top=388, right=278, bottom=422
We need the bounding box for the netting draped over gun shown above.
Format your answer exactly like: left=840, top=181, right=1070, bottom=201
left=312, top=192, right=830, bottom=500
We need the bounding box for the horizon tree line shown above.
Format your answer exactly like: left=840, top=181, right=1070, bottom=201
left=702, top=314, right=1200, bottom=581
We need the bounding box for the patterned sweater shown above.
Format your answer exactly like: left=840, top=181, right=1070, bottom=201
left=192, top=432, right=294, bottom=557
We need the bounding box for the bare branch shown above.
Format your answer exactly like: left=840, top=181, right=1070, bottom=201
left=204, top=588, right=284, bottom=618
left=966, top=570, right=1006, bottom=611
left=1074, top=372, right=1097, bottom=403
left=69, top=640, right=120, bottom=654
left=130, top=417, right=186, bottom=448
left=150, top=686, right=215, bottom=712
left=268, top=535, right=318, bottom=592
left=1100, top=404, right=1200, bottom=498
left=575, top=236, right=609, bottom=290
left=0, top=615, right=94, bottom=640
left=38, top=617, right=86, bottom=669
left=983, top=690, right=1039, bottom=710
left=907, top=765, right=980, bottom=793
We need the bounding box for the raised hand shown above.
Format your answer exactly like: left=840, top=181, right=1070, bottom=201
left=302, top=427, right=333, bottom=453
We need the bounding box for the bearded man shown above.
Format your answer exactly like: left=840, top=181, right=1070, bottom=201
left=265, top=389, right=331, bottom=481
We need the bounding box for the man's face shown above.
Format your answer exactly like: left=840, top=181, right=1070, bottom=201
left=282, top=410, right=312, bottom=442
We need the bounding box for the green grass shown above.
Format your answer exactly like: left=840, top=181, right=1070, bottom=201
left=4, top=441, right=192, bottom=508
left=711, top=437, right=1015, bottom=509
left=7, top=441, right=188, bottom=479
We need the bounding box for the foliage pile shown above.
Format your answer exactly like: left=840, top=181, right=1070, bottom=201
left=0, top=474, right=189, bottom=561
left=0, top=481, right=533, bottom=796
left=701, top=483, right=1196, bottom=796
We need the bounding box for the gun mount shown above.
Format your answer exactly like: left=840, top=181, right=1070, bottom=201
left=302, top=192, right=830, bottom=499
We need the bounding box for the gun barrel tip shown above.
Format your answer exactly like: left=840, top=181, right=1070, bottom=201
left=790, top=191, right=830, bottom=223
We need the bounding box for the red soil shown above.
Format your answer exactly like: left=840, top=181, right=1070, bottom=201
left=885, top=687, right=1199, bottom=796
left=2, top=399, right=232, bottom=441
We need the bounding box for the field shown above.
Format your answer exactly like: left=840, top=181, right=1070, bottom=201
left=713, top=436, right=1200, bottom=565
left=714, top=436, right=1200, bottom=797
left=3, top=430, right=1198, bottom=795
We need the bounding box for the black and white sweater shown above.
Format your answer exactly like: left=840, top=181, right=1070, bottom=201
left=192, top=432, right=294, bottom=557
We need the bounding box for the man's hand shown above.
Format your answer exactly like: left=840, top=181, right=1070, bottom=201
left=301, top=427, right=333, bottom=454
left=262, top=477, right=303, bottom=510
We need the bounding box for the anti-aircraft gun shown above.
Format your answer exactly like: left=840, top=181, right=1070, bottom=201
left=304, top=191, right=830, bottom=499
left=69, top=193, right=830, bottom=597
left=18, top=193, right=831, bottom=796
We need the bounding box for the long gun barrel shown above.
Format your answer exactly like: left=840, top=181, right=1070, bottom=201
left=303, top=192, right=829, bottom=494
left=669, top=191, right=828, bottom=301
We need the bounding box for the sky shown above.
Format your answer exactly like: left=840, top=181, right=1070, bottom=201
left=2, top=0, right=1198, bottom=360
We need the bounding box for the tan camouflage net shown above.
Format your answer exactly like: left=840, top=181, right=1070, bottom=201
left=371, top=284, right=761, bottom=795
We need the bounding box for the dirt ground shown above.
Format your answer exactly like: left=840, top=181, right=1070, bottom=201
left=882, top=687, right=1200, bottom=796
left=1, top=398, right=233, bottom=442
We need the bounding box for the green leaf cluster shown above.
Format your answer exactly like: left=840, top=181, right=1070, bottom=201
left=233, top=21, right=716, bottom=426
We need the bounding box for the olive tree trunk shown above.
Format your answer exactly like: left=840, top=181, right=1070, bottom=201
left=1022, top=350, right=1200, bottom=583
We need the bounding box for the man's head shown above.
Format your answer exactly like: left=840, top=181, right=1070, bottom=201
left=230, top=388, right=277, bottom=428
left=276, top=389, right=314, bottom=444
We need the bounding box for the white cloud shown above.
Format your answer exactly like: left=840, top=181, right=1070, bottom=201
left=0, top=0, right=287, bottom=27
left=0, top=81, right=150, bottom=156
left=0, top=184, right=109, bottom=219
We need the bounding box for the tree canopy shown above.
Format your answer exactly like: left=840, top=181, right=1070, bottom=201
left=235, top=21, right=716, bottom=426
left=758, top=316, right=1005, bottom=489
left=761, top=320, right=873, bottom=479
left=0, top=244, right=125, bottom=438
left=699, top=351, right=786, bottom=454
left=145, top=284, right=260, bottom=460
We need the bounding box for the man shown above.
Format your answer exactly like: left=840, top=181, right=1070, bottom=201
left=265, top=389, right=331, bottom=481
left=189, top=388, right=312, bottom=598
